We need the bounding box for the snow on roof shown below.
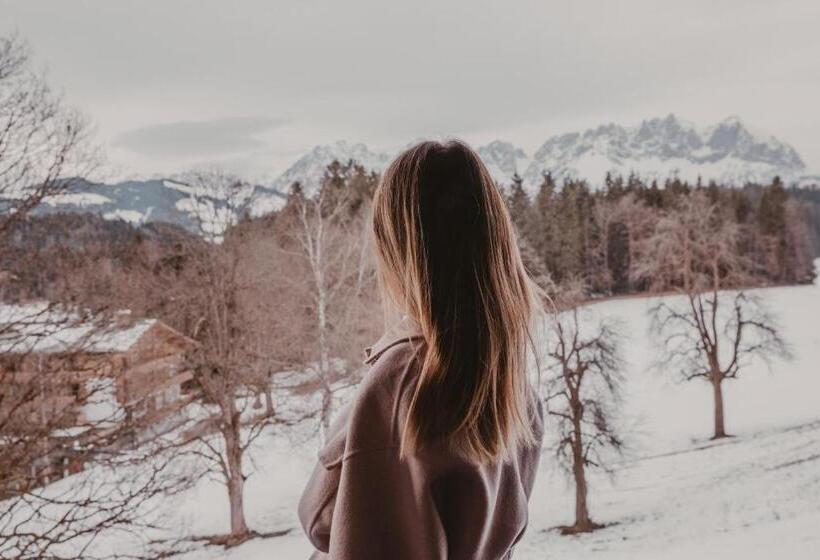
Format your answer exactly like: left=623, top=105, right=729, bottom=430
left=0, top=302, right=156, bottom=355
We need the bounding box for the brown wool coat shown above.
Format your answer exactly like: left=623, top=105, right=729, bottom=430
left=298, top=319, right=544, bottom=560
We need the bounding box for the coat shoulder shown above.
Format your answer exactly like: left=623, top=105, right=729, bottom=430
left=346, top=340, right=424, bottom=453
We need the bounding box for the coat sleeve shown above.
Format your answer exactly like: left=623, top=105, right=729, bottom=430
left=300, top=343, right=448, bottom=559
left=327, top=344, right=447, bottom=559
left=327, top=447, right=447, bottom=560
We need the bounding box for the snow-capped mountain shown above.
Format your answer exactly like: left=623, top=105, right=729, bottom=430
left=268, top=139, right=532, bottom=194
left=265, top=116, right=812, bottom=193
left=796, top=175, right=820, bottom=188
left=15, top=115, right=817, bottom=237
left=477, top=141, right=531, bottom=185
left=522, top=114, right=808, bottom=188
left=269, top=140, right=392, bottom=196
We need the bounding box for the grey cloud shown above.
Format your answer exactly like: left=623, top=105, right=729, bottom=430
left=5, top=0, right=820, bottom=175
left=113, top=116, right=285, bottom=158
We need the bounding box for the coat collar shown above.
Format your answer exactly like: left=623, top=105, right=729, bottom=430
left=364, top=315, right=425, bottom=365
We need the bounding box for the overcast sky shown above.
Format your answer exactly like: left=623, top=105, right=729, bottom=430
left=2, top=0, right=819, bottom=180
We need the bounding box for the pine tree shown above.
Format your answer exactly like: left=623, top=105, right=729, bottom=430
left=757, top=177, right=789, bottom=281
left=506, top=173, right=533, bottom=235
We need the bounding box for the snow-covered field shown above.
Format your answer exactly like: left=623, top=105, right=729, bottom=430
left=159, top=272, right=820, bottom=560
left=18, top=272, right=820, bottom=560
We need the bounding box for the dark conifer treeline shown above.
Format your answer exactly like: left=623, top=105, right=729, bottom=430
left=2, top=165, right=817, bottom=307
left=504, top=173, right=817, bottom=297
left=790, top=186, right=820, bottom=257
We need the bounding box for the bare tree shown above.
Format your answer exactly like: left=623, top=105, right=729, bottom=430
left=635, top=192, right=791, bottom=439
left=0, top=33, right=98, bottom=239
left=176, top=168, right=253, bottom=243
left=543, top=284, right=624, bottom=534
left=273, top=162, right=381, bottom=441
left=0, top=33, right=190, bottom=558
left=149, top=170, right=291, bottom=545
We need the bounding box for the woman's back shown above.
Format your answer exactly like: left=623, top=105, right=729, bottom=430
left=299, top=318, right=544, bottom=560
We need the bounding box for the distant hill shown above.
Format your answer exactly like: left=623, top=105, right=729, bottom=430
left=22, top=178, right=285, bottom=236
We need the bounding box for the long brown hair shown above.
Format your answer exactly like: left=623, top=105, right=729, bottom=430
left=371, top=139, right=542, bottom=463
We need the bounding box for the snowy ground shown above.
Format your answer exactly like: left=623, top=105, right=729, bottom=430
left=163, top=271, right=820, bottom=560
left=21, top=270, right=820, bottom=559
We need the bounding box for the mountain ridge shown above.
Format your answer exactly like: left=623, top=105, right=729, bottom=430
left=263, top=114, right=813, bottom=194
left=11, top=115, right=817, bottom=235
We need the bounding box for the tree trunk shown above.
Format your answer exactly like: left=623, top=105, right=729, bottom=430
left=572, top=441, right=591, bottom=530
left=319, top=387, right=332, bottom=444
left=264, top=384, right=274, bottom=417
left=565, top=406, right=599, bottom=534
left=711, top=377, right=728, bottom=439
left=224, top=421, right=249, bottom=538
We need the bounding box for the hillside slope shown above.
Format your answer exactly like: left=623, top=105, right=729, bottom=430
left=169, top=268, right=820, bottom=560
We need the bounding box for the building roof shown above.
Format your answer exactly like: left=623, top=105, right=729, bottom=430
left=0, top=302, right=157, bottom=355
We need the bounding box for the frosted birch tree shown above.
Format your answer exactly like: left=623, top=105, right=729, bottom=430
left=274, top=162, right=380, bottom=441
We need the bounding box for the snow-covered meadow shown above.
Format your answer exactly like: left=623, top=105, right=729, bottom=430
left=19, top=272, right=820, bottom=560
left=157, top=270, right=819, bottom=560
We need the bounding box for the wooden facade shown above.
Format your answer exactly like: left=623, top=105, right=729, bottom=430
left=0, top=314, right=198, bottom=487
